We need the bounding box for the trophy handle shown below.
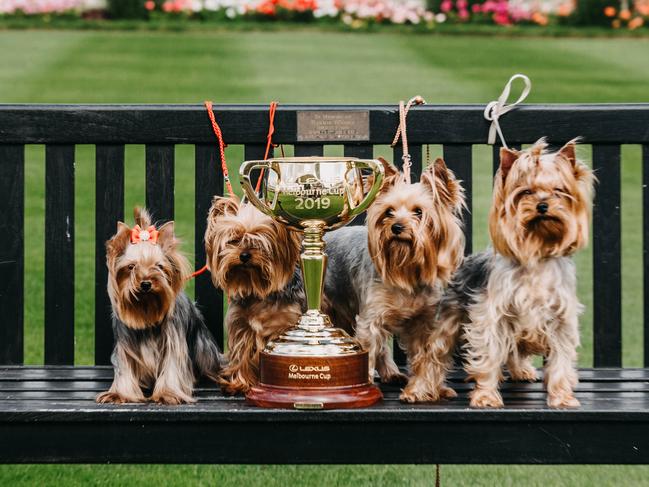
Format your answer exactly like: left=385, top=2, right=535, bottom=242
left=239, top=160, right=275, bottom=217
left=346, top=159, right=385, bottom=218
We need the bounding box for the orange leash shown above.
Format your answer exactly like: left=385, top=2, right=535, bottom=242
left=204, top=100, right=235, bottom=197
left=255, top=101, right=279, bottom=194
left=190, top=101, right=278, bottom=280
left=187, top=101, right=234, bottom=280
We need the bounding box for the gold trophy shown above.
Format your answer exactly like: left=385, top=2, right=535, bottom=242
left=239, top=157, right=384, bottom=409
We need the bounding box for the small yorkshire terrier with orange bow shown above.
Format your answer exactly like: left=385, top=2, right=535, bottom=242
left=438, top=139, right=595, bottom=408
left=205, top=196, right=304, bottom=394
left=97, top=208, right=223, bottom=405
left=324, top=157, right=466, bottom=403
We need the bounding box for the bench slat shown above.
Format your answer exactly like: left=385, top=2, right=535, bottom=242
left=294, top=144, right=324, bottom=156
left=645, top=144, right=649, bottom=367
left=243, top=143, right=271, bottom=204
left=194, top=144, right=225, bottom=349
left=593, top=144, right=622, bottom=367
left=391, top=144, right=422, bottom=367
left=145, top=144, right=174, bottom=223
left=2, top=105, right=649, bottom=145
left=344, top=143, right=373, bottom=226
left=45, top=144, right=75, bottom=365
left=0, top=145, right=24, bottom=365
left=444, top=144, right=473, bottom=255
left=393, top=144, right=422, bottom=181
left=94, top=145, right=124, bottom=366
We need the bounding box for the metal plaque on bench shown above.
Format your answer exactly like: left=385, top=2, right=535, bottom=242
left=297, top=111, right=370, bottom=142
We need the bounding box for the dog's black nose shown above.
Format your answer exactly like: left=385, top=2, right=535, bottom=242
left=391, top=223, right=404, bottom=235
left=140, top=281, right=152, bottom=292
left=239, top=251, right=252, bottom=263
left=537, top=202, right=549, bottom=214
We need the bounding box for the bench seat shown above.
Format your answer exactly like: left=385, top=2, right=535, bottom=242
left=2, top=366, right=649, bottom=464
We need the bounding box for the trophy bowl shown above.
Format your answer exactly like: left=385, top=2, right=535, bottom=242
left=239, top=156, right=384, bottom=409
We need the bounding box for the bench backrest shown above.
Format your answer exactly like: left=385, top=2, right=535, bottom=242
left=0, top=104, right=647, bottom=367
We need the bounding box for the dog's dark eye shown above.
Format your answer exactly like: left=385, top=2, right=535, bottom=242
left=554, top=187, right=564, bottom=194
left=413, top=208, right=423, bottom=217
left=522, top=189, right=533, bottom=196
left=156, top=263, right=165, bottom=270
left=228, top=238, right=241, bottom=246
left=385, top=209, right=394, bottom=218
left=127, top=264, right=135, bottom=271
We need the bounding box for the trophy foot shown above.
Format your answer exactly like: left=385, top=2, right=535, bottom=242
left=246, top=383, right=383, bottom=409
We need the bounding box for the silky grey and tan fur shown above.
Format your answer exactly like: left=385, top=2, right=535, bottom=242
left=98, top=292, right=224, bottom=404
left=97, top=208, right=223, bottom=405
left=438, top=140, right=594, bottom=409
left=205, top=197, right=305, bottom=394
left=323, top=158, right=465, bottom=403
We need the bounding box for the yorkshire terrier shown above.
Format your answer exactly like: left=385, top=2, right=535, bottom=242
left=97, top=208, right=223, bottom=405
left=205, top=196, right=304, bottom=394
left=324, top=157, right=466, bottom=402
left=438, top=139, right=595, bottom=408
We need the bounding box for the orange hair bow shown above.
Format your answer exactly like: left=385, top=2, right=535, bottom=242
left=130, top=225, right=159, bottom=244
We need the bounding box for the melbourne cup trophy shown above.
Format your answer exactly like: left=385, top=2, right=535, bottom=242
left=239, top=156, right=384, bottom=409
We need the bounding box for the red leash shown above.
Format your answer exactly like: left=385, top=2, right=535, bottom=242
left=255, top=101, right=279, bottom=193
left=189, top=101, right=279, bottom=280
left=204, top=100, right=234, bottom=197
left=188, top=101, right=233, bottom=279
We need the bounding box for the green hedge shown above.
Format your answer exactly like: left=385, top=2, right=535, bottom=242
left=108, top=0, right=147, bottom=19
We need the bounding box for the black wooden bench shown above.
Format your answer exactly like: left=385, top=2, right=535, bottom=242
left=1, top=104, right=648, bottom=464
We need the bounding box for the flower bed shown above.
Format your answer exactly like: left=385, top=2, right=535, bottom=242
left=0, top=0, right=647, bottom=30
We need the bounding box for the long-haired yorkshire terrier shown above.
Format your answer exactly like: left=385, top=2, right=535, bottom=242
left=324, top=157, right=465, bottom=403
left=438, top=139, right=595, bottom=409
left=205, top=196, right=304, bottom=394
left=97, top=208, right=223, bottom=405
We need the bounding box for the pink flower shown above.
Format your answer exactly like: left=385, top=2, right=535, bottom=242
left=471, top=3, right=481, bottom=12
left=481, top=0, right=496, bottom=12
left=458, top=7, right=469, bottom=18
left=456, top=0, right=467, bottom=9
left=493, top=10, right=510, bottom=24
left=440, top=0, right=453, bottom=12
left=145, top=1, right=155, bottom=10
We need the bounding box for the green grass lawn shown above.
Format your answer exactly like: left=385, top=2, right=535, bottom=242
left=2, top=30, right=649, bottom=486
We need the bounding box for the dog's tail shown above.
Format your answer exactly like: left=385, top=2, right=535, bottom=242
left=133, top=207, right=152, bottom=228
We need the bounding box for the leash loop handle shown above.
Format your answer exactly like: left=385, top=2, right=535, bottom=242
left=484, top=74, right=531, bottom=149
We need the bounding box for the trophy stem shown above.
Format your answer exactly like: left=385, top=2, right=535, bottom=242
left=299, top=222, right=329, bottom=331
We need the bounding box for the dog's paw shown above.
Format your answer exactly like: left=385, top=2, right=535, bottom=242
left=399, top=383, right=451, bottom=404
left=96, top=391, right=142, bottom=404
left=219, top=377, right=250, bottom=395
left=151, top=391, right=194, bottom=405
left=439, top=385, right=458, bottom=399
left=469, top=388, right=504, bottom=408
left=510, top=365, right=538, bottom=382
left=381, top=371, right=409, bottom=386
left=547, top=392, right=580, bottom=409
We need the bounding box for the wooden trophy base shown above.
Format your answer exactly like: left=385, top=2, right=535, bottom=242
left=245, top=350, right=383, bottom=409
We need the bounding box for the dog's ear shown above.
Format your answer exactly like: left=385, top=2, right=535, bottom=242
left=499, top=147, right=519, bottom=181
left=106, top=222, right=131, bottom=265
left=373, top=157, right=400, bottom=192
left=156, top=221, right=176, bottom=249
left=421, top=158, right=465, bottom=212
left=209, top=195, right=240, bottom=220
left=558, top=140, right=577, bottom=167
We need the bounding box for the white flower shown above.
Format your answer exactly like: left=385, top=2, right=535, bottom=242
left=435, top=12, right=446, bottom=22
